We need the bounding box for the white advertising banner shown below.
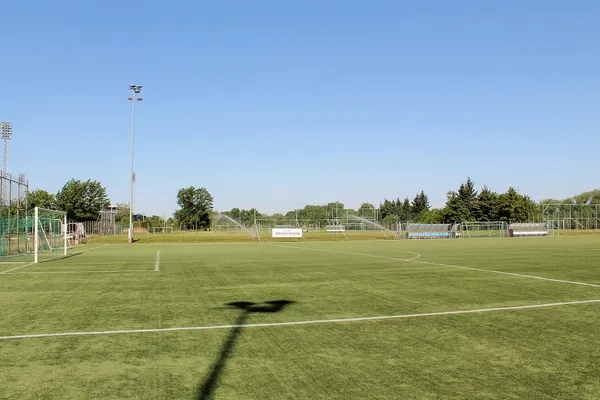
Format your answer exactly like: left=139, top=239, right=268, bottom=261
left=271, top=228, right=303, bottom=238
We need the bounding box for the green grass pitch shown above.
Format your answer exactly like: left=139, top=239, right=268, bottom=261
left=0, top=237, right=599, bottom=399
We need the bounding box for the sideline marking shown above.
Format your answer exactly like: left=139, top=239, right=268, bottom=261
left=277, top=245, right=600, bottom=289
left=75, top=244, right=111, bottom=255
left=155, top=250, right=160, bottom=272
left=3, top=270, right=152, bottom=275
left=0, top=299, right=598, bottom=341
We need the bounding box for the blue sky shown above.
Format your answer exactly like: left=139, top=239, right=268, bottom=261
left=1, top=1, right=598, bottom=216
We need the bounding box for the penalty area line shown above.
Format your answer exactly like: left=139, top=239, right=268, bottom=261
left=0, top=299, right=599, bottom=341
left=155, top=250, right=160, bottom=272
left=0, top=244, right=111, bottom=275
left=0, top=261, right=35, bottom=275
left=77, top=244, right=111, bottom=253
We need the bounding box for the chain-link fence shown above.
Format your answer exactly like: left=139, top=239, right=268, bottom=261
left=0, top=173, right=30, bottom=257
left=539, top=203, right=600, bottom=233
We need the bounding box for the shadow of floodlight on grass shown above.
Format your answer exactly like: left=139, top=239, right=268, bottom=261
left=196, top=300, right=295, bottom=400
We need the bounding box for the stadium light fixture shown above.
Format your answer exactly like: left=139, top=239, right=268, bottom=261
left=127, top=85, right=143, bottom=243
left=1, top=121, right=12, bottom=204
left=1, top=121, right=12, bottom=175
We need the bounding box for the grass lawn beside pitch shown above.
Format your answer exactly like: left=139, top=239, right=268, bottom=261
left=0, top=237, right=599, bottom=399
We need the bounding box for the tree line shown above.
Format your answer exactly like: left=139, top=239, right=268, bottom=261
left=26, top=178, right=599, bottom=230
left=27, top=179, right=166, bottom=227
left=211, top=178, right=547, bottom=228
left=27, top=179, right=110, bottom=222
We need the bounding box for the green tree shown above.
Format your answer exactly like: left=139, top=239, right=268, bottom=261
left=114, top=202, right=131, bottom=225
left=497, top=187, right=537, bottom=222
left=379, top=199, right=396, bottom=221
left=399, top=198, right=412, bottom=222
left=441, top=177, right=478, bottom=222
left=27, top=189, right=55, bottom=210
left=411, top=191, right=430, bottom=219
left=441, top=191, right=470, bottom=223
left=229, top=208, right=242, bottom=222
left=570, top=189, right=600, bottom=205
left=473, top=186, right=499, bottom=221
left=358, top=203, right=377, bottom=219
left=379, top=197, right=414, bottom=222
left=174, top=186, right=214, bottom=230
left=457, top=177, right=478, bottom=220
left=326, top=202, right=345, bottom=219
left=54, top=179, right=110, bottom=222
left=420, top=208, right=445, bottom=224
left=298, top=205, right=328, bottom=223
left=146, top=215, right=166, bottom=229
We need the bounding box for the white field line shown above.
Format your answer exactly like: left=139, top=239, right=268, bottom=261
left=76, top=244, right=111, bottom=254
left=277, top=245, right=600, bottom=289
left=277, top=245, right=422, bottom=263
left=0, top=244, right=111, bottom=275
left=3, top=270, right=152, bottom=275
left=155, top=250, right=160, bottom=272
left=0, top=262, right=35, bottom=274
left=0, top=261, right=27, bottom=264
left=0, top=299, right=598, bottom=341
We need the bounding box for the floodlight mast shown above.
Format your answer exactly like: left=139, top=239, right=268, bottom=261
left=1, top=121, right=12, bottom=175
left=0, top=121, right=12, bottom=204
left=127, top=85, right=143, bottom=243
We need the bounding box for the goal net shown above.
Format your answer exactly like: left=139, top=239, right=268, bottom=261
left=152, top=226, right=174, bottom=234
left=33, top=207, right=70, bottom=263
left=459, top=221, right=508, bottom=238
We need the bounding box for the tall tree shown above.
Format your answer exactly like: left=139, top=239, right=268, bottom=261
left=174, top=186, right=214, bottom=229
left=457, top=177, right=478, bottom=220
left=411, top=191, right=430, bottom=218
left=54, top=179, right=110, bottom=221
left=421, top=208, right=445, bottom=224
left=441, top=177, right=478, bottom=222
left=114, top=202, right=131, bottom=224
left=473, top=186, right=499, bottom=221
left=358, top=202, right=377, bottom=219
left=442, top=191, right=470, bottom=223
left=326, top=202, right=345, bottom=219
left=229, top=208, right=242, bottom=221
left=27, top=189, right=55, bottom=210
left=379, top=199, right=396, bottom=220
left=570, top=189, right=600, bottom=205
left=497, top=187, right=537, bottom=222
left=400, top=198, right=412, bottom=222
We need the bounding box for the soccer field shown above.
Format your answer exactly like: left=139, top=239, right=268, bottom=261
left=1, top=238, right=599, bottom=399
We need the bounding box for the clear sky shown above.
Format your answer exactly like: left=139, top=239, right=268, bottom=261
left=1, top=1, right=598, bottom=216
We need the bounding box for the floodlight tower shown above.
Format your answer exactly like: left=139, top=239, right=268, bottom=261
left=1, top=121, right=12, bottom=205
left=128, top=85, right=143, bottom=243
left=1, top=121, right=11, bottom=175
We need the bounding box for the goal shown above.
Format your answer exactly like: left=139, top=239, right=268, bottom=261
left=152, top=226, right=174, bottom=234
left=33, top=207, right=69, bottom=263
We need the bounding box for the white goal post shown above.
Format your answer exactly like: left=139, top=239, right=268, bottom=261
left=152, top=226, right=174, bottom=234
left=34, top=207, right=68, bottom=263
